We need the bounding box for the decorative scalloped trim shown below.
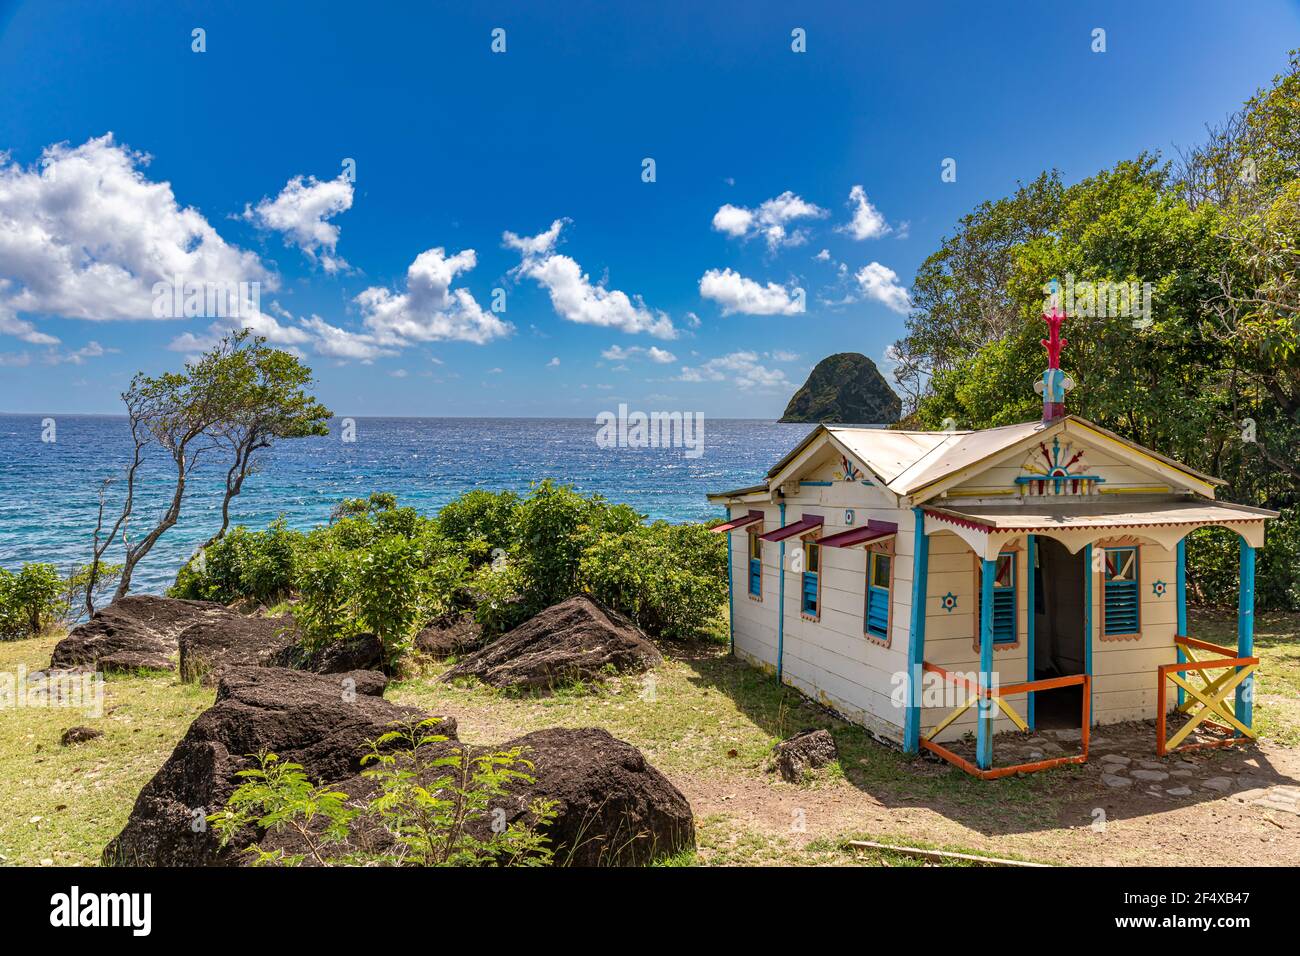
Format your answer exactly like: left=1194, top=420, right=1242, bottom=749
left=863, top=629, right=891, bottom=649
left=1099, top=631, right=1142, bottom=643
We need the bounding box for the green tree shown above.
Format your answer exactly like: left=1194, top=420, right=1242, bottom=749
left=94, top=331, right=330, bottom=606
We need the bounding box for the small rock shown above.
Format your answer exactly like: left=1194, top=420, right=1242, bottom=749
left=1169, top=769, right=1194, bottom=778
left=59, top=726, right=103, bottom=746
left=1132, top=769, right=1169, bottom=782
left=771, top=728, right=838, bottom=783
left=1166, top=786, right=1193, bottom=797
left=1102, top=773, right=1133, bottom=789
left=1138, top=760, right=1165, bottom=770
left=1099, top=754, right=1131, bottom=766
left=1202, top=776, right=1233, bottom=792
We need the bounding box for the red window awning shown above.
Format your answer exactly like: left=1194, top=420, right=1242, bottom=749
left=759, top=514, right=824, bottom=542
left=710, top=509, right=764, bottom=534
left=818, top=519, right=898, bottom=549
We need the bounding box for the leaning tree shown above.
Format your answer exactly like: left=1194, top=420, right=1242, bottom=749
left=86, top=331, right=332, bottom=611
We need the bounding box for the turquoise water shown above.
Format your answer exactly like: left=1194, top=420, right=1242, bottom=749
left=0, top=415, right=812, bottom=594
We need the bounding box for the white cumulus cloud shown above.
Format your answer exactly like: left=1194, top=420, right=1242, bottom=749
left=0, top=134, right=274, bottom=345
left=356, top=246, right=511, bottom=346
left=601, top=344, right=677, bottom=364
left=242, top=173, right=354, bottom=272
left=678, top=350, right=789, bottom=390
left=711, top=191, right=826, bottom=250
left=841, top=185, right=891, bottom=240
left=699, top=268, right=804, bottom=316
left=505, top=220, right=675, bottom=339
left=855, top=261, right=911, bottom=314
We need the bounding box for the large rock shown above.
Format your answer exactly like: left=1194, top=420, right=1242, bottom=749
left=102, top=666, right=441, bottom=866
left=493, top=727, right=694, bottom=866
left=178, top=614, right=299, bottom=685
left=305, top=633, right=385, bottom=674
left=51, top=595, right=230, bottom=673
left=779, top=352, right=901, bottom=424
left=259, top=727, right=695, bottom=867
left=415, top=613, right=483, bottom=659
left=443, top=595, right=661, bottom=692
left=770, top=728, right=838, bottom=783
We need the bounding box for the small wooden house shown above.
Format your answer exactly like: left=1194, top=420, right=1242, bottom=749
left=709, top=312, right=1276, bottom=777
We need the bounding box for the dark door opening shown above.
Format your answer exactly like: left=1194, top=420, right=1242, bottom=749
left=1033, top=537, right=1086, bottom=729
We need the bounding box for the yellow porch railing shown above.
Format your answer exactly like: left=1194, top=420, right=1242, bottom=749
left=1157, top=635, right=1258, bottom=756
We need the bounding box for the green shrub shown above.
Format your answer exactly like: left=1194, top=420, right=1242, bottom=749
left=0, top=563, right=65, bottom=639
left=579, top=521, right=727, bottom=639
left=169, top=519, right=304, bottom=605
left=514, top=480, right=643, bottom=610
left=296, top=527, right=471, bottom=662
left=467, top=559, right=531, bottom=637
left=436, top=489, right=520, bottom=557
left=210, top=717, right=556, bottom=866
left=294, top=544, right=364, bottom=646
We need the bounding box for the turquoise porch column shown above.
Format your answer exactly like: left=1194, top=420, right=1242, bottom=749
left=1084, top=543, right=1094, bottom=726
left=726, top=507, right=735, bottom=655
left=904, top=506, right=929, bottom=753
left=1026, top=534, right=1036, bottom=731
left=977, top=556, right=996, bottom=770
left=1236, top=537, right=1256, bottom=732
left=1176, top=537, right=1187, bottom=708
left=776, top=502, right=786, bottom=682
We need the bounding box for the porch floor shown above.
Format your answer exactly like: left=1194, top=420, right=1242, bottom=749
left=931, top=715, right=1254, bottom=789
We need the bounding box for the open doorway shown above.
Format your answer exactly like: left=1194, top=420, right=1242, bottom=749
left=1033, top=537, right=1086, bottom=729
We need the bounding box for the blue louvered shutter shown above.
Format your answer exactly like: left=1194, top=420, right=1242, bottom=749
left=866, top=586, right=889, bottom=638
left=1103, top=547, right=1140, bottom=635
left=802, top=571, right=819, bottom=616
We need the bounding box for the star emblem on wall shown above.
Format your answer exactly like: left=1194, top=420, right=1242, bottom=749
left=1151, top=579, right=1168, bottom=597
left=940, top=592, right=958, bottom=613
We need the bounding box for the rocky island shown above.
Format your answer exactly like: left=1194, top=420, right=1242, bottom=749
left=780, top=352, right=901, bottom=424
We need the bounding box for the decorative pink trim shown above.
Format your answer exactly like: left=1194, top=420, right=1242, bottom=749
left=924, top=508, right=1264, bottom=535
left=759, top=514, right=824, bottom=543
left=712, top=509, right=764, bottom=534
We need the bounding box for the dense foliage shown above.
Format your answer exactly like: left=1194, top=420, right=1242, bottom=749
left=0, top=563, right=64, bottom=639
left=0, top=561, right=120, bottom=639
left=890, top=54, right=1300, bottom=609
left=168, top=483, right=728, bottom=662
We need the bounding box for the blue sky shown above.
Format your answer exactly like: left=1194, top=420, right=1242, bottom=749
left=1, top=0, right=1297, bottom=418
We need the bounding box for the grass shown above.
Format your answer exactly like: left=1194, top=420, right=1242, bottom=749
left=1191, top=610, right=1300, bottom=747
left=0, top=633, right=214, bottom=866
left=1, top=606, right=1296, bottom=867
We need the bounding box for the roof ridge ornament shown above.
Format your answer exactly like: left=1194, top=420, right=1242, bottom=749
left=1034, top=306, right=1073, bottom=422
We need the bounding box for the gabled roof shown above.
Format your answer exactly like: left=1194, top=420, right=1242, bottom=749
left=709, top=415, right=1225, bottom=506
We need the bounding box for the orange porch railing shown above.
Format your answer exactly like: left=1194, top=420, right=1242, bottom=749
left=919, top=662, right=1091, bottom=779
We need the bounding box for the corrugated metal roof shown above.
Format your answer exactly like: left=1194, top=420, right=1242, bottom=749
left=714, top=415, right=1229, bottom=503
left=841, top=420, right=1048, bottom=494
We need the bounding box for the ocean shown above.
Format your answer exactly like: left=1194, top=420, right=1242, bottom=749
left=0, top=415, right=815, bottom=594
